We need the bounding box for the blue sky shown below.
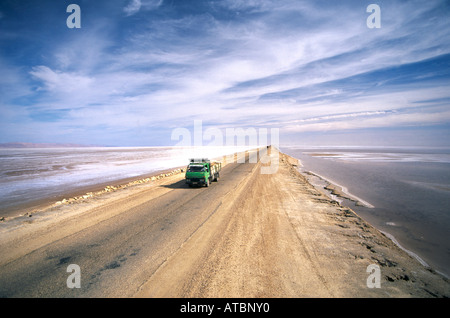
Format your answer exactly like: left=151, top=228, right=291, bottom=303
left=0, top=0, right=449, bottom=147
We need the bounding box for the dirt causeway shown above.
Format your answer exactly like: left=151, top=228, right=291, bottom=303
left=135, top=149, right=449, bottom=297
left=1, top=148, right=449, bottom=297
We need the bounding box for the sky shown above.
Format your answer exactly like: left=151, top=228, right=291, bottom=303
left=0, top=0, right=449, bottom=147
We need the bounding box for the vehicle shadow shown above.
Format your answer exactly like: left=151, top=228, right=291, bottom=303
left=159, top=179, right=198, bottom=189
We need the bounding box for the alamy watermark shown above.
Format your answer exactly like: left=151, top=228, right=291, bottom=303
left=366, top=264, right=381, bottom=288
left=367, top=4, right=381, bottom=29
left=67, top=264, right=81, bottom=288
left=66, top=4, right=81, bottom=29
left=65, top=3, right=381, bottom=29
left=65, top=3, right=380, bottom=30
left=171, top=120, right=279, bottom=174
left=61, top=3, right=382, bottom=292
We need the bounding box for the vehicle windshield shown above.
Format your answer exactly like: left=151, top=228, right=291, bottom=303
left=188, top=165, right=205, bottom=172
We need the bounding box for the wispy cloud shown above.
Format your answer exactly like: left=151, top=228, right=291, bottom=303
left=0, top=0, right=449, bottom=146
left=124, top=0, right=163, bottom=16
left=124, top=0, right=142, bottom=16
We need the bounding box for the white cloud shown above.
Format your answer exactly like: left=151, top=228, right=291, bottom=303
left=124, top=0, right=142, bottom=16
left=283, top=109, right=450, bottom=133
left=4, top=0, right=449, bottom=145
left=124, top=0, right=162, bottom=16
left=30, top=66, right=94, bottom=94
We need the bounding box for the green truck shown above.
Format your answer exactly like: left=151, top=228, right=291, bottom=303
left=185, top=158, right=222, bottom=187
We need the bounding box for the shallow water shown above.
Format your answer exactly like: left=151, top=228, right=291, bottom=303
left=281, top=146, right=450, bottom=278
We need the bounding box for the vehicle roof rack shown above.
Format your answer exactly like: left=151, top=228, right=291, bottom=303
left=189, top=158, right=210, bottom=163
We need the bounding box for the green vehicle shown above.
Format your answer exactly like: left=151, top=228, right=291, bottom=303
left=185, top=158, right=221, bottom=187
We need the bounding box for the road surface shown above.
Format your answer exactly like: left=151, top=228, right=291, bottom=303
left=0, top=151, right=258, bottom=297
